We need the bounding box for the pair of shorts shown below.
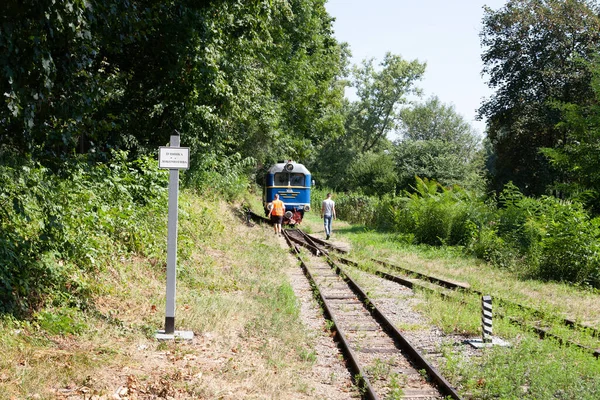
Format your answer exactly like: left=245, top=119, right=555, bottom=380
left=271, top=215, right=283, bottom=224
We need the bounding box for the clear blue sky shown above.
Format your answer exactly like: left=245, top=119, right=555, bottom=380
left=324, top=0, right=508, bottom=136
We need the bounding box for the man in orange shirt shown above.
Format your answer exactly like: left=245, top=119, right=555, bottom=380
left=268, top=193, right=285, bottom=236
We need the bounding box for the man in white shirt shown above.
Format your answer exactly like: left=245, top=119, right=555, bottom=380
left=320, top=193, right=336, bottom=240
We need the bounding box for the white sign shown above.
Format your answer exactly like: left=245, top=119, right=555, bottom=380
left=159, top=147, right=190, bottom=169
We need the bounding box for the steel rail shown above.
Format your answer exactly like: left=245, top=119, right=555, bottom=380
left=336, top=255, right=600, bottom=359
left=325, top=258, right=462, bottom=400
left=372, top=258, right=600, bottom=340
left=285, top=229, right=462, bottom=399
left=305, top=232, right=600, bottom=342
left=282, top=230, right=379, bottom=400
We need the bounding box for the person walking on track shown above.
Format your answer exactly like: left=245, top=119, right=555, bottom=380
left=321, top=193, right=336, bottom=240
left=268, top=193, right=285, bottom=236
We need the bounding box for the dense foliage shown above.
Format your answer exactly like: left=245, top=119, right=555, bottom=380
left=5, top=0, right=600, bottom=317
left=479, top=0, right=600, bottom=196
left=1, top=0, right=346, bottom=167
left=314, top=181, right=600, bottom=289
left=310, top=53, right=426, bottom=190
left=0, top=153, right=168, bottom=315
left=542, top=60, right=600, bottom=212
left=0, top=0, right=347, bottom=315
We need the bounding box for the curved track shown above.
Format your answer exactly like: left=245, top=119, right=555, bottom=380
left=300, top=232, right=600, bottom=360
left=284, top=229, right=461, bottom=400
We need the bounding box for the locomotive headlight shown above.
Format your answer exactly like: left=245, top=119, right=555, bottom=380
left=304, top=205, right=310, bottom=212
left=267, top=203, right=273, bottom=211
left=284, top=163, right=294, bottom=172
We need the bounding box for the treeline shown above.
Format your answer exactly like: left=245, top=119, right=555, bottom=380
left=0, top=0, right=346, bottom=315
left=4, top=0, right=600, bottom=314
left=308, top=0, right=600, bottom=290
left=1, top=0, right=345, bottom=167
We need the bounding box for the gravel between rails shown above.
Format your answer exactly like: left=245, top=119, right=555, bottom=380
left=340, top=264, right=480, bottom=384
left=283, top=245, right=361, bottom=399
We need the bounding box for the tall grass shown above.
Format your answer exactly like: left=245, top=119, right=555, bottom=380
left=313, top=179, right=600, bottom=289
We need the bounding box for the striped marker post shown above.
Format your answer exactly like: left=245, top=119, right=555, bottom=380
left=482, top=295, right=493, bottom=343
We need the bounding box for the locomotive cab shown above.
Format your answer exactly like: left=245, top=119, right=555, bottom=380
left=264, top=160, right=312, bottom=225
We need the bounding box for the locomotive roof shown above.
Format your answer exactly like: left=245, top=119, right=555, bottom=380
left=268, top=161, right=311, bottom=175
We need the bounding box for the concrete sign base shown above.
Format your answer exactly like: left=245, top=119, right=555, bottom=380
left=465, top=337, right=510, bottom=348
left=155, top=330, right=194, bottom=341
left=464, top=337, right=510, bottom=349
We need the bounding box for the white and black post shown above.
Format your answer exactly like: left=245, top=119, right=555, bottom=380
left=481, top=295, right=493, bottom=343
left=157, top=131, right=191, bottom=340
left=164, top=132, right=180, bottom=334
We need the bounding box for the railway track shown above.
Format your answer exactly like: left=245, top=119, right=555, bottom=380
left=283, top=228, right=461, bottom=400
left=297, top=232, right=600, bottom=359
left=244, top=208, right=600, bottom=397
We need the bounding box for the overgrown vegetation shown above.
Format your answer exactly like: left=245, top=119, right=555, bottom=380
left=0, top=151, right=168, bottom=316
left=314, top=178, right=600, bottom=289
left=0, top=174, right=327, bottom=398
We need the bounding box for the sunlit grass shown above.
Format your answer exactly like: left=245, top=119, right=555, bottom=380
left=0, top=191, right=322, bottom=398
left=333, top=224, right=600, bottom=328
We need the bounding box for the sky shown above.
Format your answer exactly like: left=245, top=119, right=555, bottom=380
left=324, top=0, right=508, bottom=137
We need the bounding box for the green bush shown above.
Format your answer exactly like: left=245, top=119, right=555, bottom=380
left=185, top=153, right=255, bottom=201
left=469, top=225, right=519, bottom=271
left=486, top=184, right=600, bottom=286
left=536, top=199, right=600, bottom=286
left=373, top=195, right=411, bottom=233
left=0, top=152, right=168, bottom=316
left=313, top=180, right=600, bottom=288
left=311, top=188, right=378, bottom=226
left=388, top=178, right=488, bottom=247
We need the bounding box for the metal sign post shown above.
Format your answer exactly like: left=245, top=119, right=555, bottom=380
left=156, top=132, right=192, bottom=340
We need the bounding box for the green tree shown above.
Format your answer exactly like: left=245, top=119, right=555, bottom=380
left=348, top=53, right=426, bottom=153
left=479, top=0, right=600, bottom=196
left=1, top=0, right=347, bottom=168
left=346, top=150, right=397, bottom=196
left=394, top=96, right=483, bottom=192
left=398, top=96, right=480, bottom=158
left=311, top=53, right=425, bottom=190
left=542, top=60, right=600, bottom=211
left=394, top=139, right=483, bottom=192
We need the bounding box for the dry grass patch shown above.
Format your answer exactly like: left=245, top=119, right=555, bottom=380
left=0, top=193, right=323, bottom=399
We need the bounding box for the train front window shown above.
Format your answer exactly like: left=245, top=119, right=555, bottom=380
left=274, top=172, right=305, bottom=186
left=274, top=173, right=287, bottom=185
left=290, top=173, right=305, bottom=186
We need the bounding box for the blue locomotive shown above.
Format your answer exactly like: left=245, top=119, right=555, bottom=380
left=264, top=160, right=312, bottom=225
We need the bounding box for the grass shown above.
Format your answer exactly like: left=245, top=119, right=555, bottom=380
left=0, top=191, right=323, bottom=399
left=326, top=224, right=600, bottom=328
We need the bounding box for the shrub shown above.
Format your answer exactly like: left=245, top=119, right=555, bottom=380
left=0, top=152, right=168, bottom=316
left=537, top=199, right=600, bottom=286
left=492, top=184, right=600, bottom=286
left=185, top=153, right=255, bottom=201
left=393, top=178, right=489, bottom=247
left=311, top=188, right=378, bottom=226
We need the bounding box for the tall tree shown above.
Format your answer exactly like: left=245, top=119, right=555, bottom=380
left=395, top=96, right=483, bottom=191
left=479, top=0, right=600, bottom=195
left=348, top=53, right=426, bottom=153
left=311, top=53, right=425, bottom=190
left=542, top=60, right=600, bottom=211
left=0, top=0, right=347, bottom=168
left=398, top=96, right=480, bottom=157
